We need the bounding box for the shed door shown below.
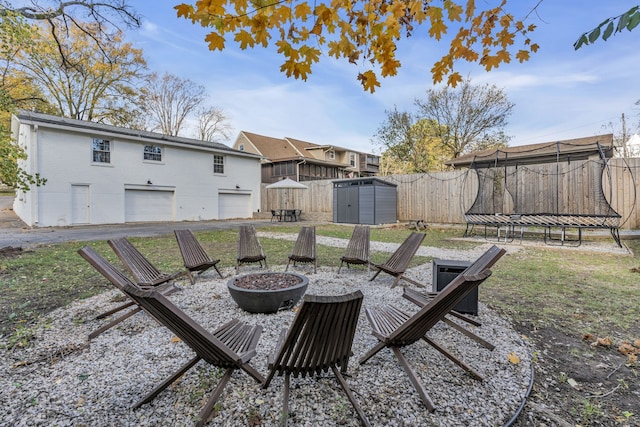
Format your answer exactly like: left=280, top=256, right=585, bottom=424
left=71, top=184, right=90, bottom=224
left=125, top=189, right=174, bottom=222
left=336, top=186, right=359, bottom=223
left=219, top=193, right=251, bottom=219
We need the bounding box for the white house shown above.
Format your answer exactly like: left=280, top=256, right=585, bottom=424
left=12, top=111, right=263, bottom=227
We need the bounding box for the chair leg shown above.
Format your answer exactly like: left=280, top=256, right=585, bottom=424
left=358, top=341, right=386, bottom=365
left=89, top=307, right=141, bottom=340
left=185, top=270, right=195, bottom=285
left=133, top=356, right=201, bottom=409
left=282, top=372, right=291, bottom=427
left=213, top=264, right=224, bottom=279
left=331, top=366, right=372, bottom=427
left=285, top=258, right=292, bottom=272
left=95, top=301, right=135, bottom=319
left=337, top=261, right=344, bottom=274
left=195, top=367, right=234, bottom=427
left=369, top=269, right=381, bottom=282
left=391, top=347, right=436, bottom=412
left=421, top=336, right=484, bottom=381
left=443, top=318, right=495, bottom=350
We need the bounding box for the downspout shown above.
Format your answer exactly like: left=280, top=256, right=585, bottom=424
left=295, top=159, right=306, bottom=181
left=31, top=123, right=39, bottom=226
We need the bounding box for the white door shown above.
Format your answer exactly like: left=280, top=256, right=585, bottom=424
left=71, top=185, right=90, bottom=224
left=218, top=193, right=251, bottom=219
left=125, top=189, right=174, bottom=222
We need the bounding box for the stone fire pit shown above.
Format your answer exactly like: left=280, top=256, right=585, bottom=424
left=227, top=272, right=308, bottom=314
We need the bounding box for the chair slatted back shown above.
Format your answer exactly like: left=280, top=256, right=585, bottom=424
left=108, top=237, right=175, bottom=286
left=342, top=225, right=370, bottom=263
left=174, top=229, right=212, bottom=269
left=388, top=245, right=505, bottom=344
left=78, top=245, right=138, bottom=291
left=268, top=291, right=363, bottom=378
left=237, top=225, right=266, bottom=262
left=378, top=232, right=425, bottom=273
left=290, top=226, right=316, bottom=261
left=121, top=282, right=257, bottom=367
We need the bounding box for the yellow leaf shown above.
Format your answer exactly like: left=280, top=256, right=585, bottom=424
left=357, top=70, right=380, bottom=93
left=234, top=30, right=255, bottom=49
left=171, top=336, right=182, bottom=343
left=507, top=352, right=520, bottom=364
left=381, top=58, right=401, bottom=77
left=174, top=4, right=194, bottom=19
left=205, top=32, right=225, bottom=51
left=294, top=2, right=312, bottom=20
left=447, top=72, right=463, bottom=87
left=515, top=49, right=529, bottom=62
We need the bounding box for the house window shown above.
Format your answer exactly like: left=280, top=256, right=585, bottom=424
left=143, top=145, right=162, bottom=161
left=213, top=154, right=225, bottom=174
left=349, top=153, right=356, bottom=167
left=239, top=144, right=244, bottom=151
left=328, top=150, right=335, bottom=160
left=92, top=138, right=110, bottom=163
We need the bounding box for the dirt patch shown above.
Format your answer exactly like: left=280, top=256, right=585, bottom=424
left=512, top=324, right=639, bottom=426
left=0, top=246, right=28, bottom=258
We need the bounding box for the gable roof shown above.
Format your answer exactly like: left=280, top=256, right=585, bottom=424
left=446, top=134, right=615, bottom=168
left=239, top=131, right=350, bottom=166
left=17, top=110, right=260, bottom=159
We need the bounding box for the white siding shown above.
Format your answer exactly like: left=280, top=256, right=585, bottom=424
left=12, top=114, right=262, bottom=227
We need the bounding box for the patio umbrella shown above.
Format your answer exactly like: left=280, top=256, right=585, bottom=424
left=265, top=178, right=308, bottom=210
left=265, top=178, right=309, bottom=189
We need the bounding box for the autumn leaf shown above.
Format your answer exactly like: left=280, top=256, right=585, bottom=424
left=235, top=30, right=255, bottom=49
left=357, top=70, right=381, bottom=93
left=205, top=32, right=225, bottom=51
left=582, top=333, right=595, bottom=342
left=171, top=336, right=182, bottom=343
left=618, top=341, right=637, bottom=355
left=176, top=0, right=538, bottom=92
left=174, top=4, right=193, bottom=18
left=507, top=352, right=520, bottom=364
left=515, top=49, right=529, bottom=62
left=590, top=336, right=613, bottom=348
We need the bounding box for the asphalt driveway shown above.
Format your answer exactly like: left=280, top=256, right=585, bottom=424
left=0, top=196, right=284, bottom=249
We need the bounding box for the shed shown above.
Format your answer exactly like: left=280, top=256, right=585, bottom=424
left=333, top=178, right=397, bottom=225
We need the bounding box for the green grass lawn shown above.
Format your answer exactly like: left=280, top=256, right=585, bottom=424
left=1, top=225, right=638, bottom=348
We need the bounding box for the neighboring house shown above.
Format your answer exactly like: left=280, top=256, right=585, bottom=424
left=232, top=131, right=380, bottom=183
left=12, top=111, right=262, bottom=227
left=625, top=133, right=640, bottom=157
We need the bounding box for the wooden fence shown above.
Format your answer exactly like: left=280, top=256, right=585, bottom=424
left=260, top=157, right=640, bottom=229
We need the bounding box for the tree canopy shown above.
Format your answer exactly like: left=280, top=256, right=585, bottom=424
left=415, top=78, right=513, bottom=157
left=16, top=22, right=147, bottom=123
left=374, top=79, right=513, bottom=172
left=175, top=0, right=538, bottom=92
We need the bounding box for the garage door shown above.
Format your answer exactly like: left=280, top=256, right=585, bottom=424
left=219, top=193, right=251, bottom=219
left=125, top=189, right=174, bottom=222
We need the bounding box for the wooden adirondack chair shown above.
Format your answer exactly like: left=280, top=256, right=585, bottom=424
left=403, top=287, right=495, bottom=351
left=285, top=226, right=317, bottom=273
left=359, top=245, right=506, bottom=412
left=236, top=225, right=267, bottom=273
left=120, top=282, right=265, bottom=427
left=77, top=245, right=178, bottom=340
left=338, top=225, right=370, bottom=273
left=174, top=229, right=223, bottom=283
left=108, top=237, right=184, bottom=287
left=263, top=291, right=371, bottom=427
left=369, top=232, right=426, bottom=287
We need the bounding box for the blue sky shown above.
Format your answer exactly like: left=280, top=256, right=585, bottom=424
left=127, top=1, right=640, bottom=153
